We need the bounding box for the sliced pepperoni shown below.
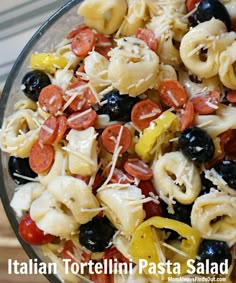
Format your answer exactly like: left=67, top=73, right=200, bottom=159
left=190, top=90, right=220, bottom=114
left=38, top=116, right=59, bottom=145
left=136, top=28, right=158, bottom=52
left=39, top=84, right=64, bottom=114
left=64, top=80, right=96, bottom=112
left=53, top=115, right=68, bottom=144
left=67, top=108, right=97, bottom=130
left=66, top=24, right=87, bottom=39
left=124, top=158, right=153, bottom=180
left=101, top=124, right=132, bottom=154
left=158, top=80, right=188, bottom=108
left=29, top=142, right=55, bottom=174
left=186, top=0, right=201, bottom=12
left=179, top=100, right=194, bottom=131
left=76, top=64, right=87, bottom=81
left=105, top=167, right=134, bottom=184
left=226, top=90, right=236, bottom=103
left=131, top=99, right=162, bottom=131
left=71, top=28, right=96, bottom=57
left=95, top=33, right=113, bottom=58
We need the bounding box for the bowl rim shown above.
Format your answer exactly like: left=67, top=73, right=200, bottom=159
left=0, top=1, right=82, bottom=282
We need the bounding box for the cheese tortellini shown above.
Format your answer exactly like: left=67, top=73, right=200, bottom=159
left=108, top=37, right=159, bottom=96
left=78, top=0, right=127, bottom=34
left=191, top=190, right=236, bottom=246
left=153, top=151, right=201, bottom=205
left=180, top=19, right=236, bottom=78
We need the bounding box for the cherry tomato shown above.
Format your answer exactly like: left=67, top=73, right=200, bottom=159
left=29, top=142, right=55, bottom=173
left=19, top=214, right=54, bottom=245
left=158, top=80, right=188, bottom=108
left=190, top=90, right=220, bottom=114
left=71, top=28, right=96, bottom=57
left=138, top=181, right=162, bottom=219
left=103, top=246, right=130, bottom=263
left=179, top=100, right=194, bottom=131
left=67, top=108, right=97, bottom=130
left=136, top=28, right=158, bottom=52
left=186, top=0, right=201, bottom=12
left=39, top=84, right=64, bottom=114
left=38, top=115, right=59, bottom=145
left=124, top=158, right=153, bottom=180
left=131, top=99, right=162, bottom=131
left=101, top=124, right=132, bottom=154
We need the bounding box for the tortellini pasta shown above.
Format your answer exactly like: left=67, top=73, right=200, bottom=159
left=180, top=19, right=236, bottom=78
left=97, top=184, right=145, bottom=235
left=219, top=41, right=236, bottom=90
left=65, top=127, right=98, bottom=176
left=0, top=109, right=41, bottom=158
left=191, top=190, right=236, bottom=246
left=108, top=37, right=159, bottom=96
left=78, top=0, right=127, bottom=34
left=152, top=151, right=201, bottom=205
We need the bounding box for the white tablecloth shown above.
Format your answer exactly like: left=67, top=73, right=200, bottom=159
left=0, top=0, right=67, bottom=91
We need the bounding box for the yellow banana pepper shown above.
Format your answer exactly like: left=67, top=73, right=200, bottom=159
left=30, top=53, right=68, bottom=73
left=135, top=111, right=179, bottom=162
left=129, top=216, right=201, bottom=278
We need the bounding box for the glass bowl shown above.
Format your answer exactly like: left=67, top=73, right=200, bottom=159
left=0, top=1, right=83, bottom=282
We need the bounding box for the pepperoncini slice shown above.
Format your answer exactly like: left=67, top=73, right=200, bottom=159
left=30, top=53, right=68, bottom=73
left=129, top=216, right=201, bottom=278
left=135, top=111, right=179, bottom=162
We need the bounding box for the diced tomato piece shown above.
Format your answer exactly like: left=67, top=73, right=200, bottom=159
left=138, top=181, right=162, bottom=219
left=158, top=80, right=188, bottom=108
left=67, top=108, right=97, bottom=130
left=131, top=99, right=162, bottom=131
left=71, top=28, right=96, bottom=57
left=136, top=28, right=158, bottom=52
left=39, top=116, right=59, bottom=145
left=101, top=124, right=132, bottom=154
left=39, top=84, right=64, bottom=114
left=103, top=246, right=130, bottom=264
left=179, top=100, right=194, bottom=131
left=190, top=91, right=220, bottom=114
left=29, top=142, right=55, bottom=173
left=124, top=158, right=153, bottom=180
left=186, top=0, right=201, bottom=12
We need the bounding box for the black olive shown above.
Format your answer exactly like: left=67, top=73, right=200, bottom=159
left=191, top=0, right=231, bottom=31
left=179, top=126, right=215, bottom=163
left=97, top=90, right=139, bottom=122
left=197, top=239, right=232, bottom=267
left=213, top=160, right=236, bottom=189
left=8, top=156, right=37, bottom=185
left=199, top=173, right=217, bottom=196
left=79, top=217, right=116, bottom=252
left=21, top=70, right=51, bottom=101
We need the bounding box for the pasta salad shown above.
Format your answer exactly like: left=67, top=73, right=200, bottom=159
left=1, top=0, right=236, bottom=282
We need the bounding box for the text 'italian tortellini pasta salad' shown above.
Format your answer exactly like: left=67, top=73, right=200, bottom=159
left=0, top=0, right=236, bottom=282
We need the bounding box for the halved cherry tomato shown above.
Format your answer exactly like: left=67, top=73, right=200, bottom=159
left=64, top=80, right=96, bottom=112
left=190, top=90, right=220, bottom=114
left=136, top=28, right=158, bottom=52
left=138, top=180, right=162, bottom=220
left=38, top=116, right=58, bottom=145
left=179, top=100, right=194, bottom=131
left=19, top=213, right=54, bottom=245
left=226, top=90, right=236, bottom=103
left=101, top=124, right=132, bottom=154
left=105, top=167, right=134, bottom=184
left=53, top=115, right=68, bottom=144
left=29, top=142, right=55, bottom=173
left=66, top=24, right=87, bottom=39
left=131, top=99, right=162, bottom=131
left=67, top=108, right=97, bottom=130
left=39, top=84, right=64, bottom=114
left=95, top=33, right=113, bottom=58
left=103, top=246, right=130, bottom=264
left=186, top=0, right=201, bottom=12
left=61, top=240, right=76, bottom=263
left=124, top=158, right=153, bottom=180
left=71, top=28, right=96, bottom=57
left=158, top=80, right=188, bottom=108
